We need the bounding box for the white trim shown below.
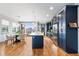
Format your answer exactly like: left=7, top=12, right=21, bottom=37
left=56, top=6, right=66, bottom=17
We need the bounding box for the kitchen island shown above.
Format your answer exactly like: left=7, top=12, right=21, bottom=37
left=29, top=32, right=44, bottom=49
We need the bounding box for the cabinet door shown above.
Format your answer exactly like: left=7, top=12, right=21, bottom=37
left=32, top=36, right=43, bottom=48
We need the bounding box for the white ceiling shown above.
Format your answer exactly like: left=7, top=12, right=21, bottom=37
left=0, top=3, right=74, bottom=23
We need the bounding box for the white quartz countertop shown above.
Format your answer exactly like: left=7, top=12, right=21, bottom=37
left=29, top=32, right=44, bottom=36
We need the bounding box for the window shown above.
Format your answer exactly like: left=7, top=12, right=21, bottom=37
left=1, top=19, right=9, bottom=26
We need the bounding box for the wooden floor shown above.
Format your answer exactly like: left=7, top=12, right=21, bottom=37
left=0, top=36, right=79, bottom=56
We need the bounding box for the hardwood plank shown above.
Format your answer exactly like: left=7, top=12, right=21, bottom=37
left=0, top=36, right=79, bottom=56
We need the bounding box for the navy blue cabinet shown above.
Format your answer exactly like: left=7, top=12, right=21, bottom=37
left=66, top=5, right=78, bottom=53
left=32, top=35, right=43, bottom=49
left=58, top=5, right=78, bottom=53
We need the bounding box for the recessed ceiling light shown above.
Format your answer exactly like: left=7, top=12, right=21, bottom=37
left=46, top=14, right=49, bottom=17
left=49, top=6, right=53, bottom=10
